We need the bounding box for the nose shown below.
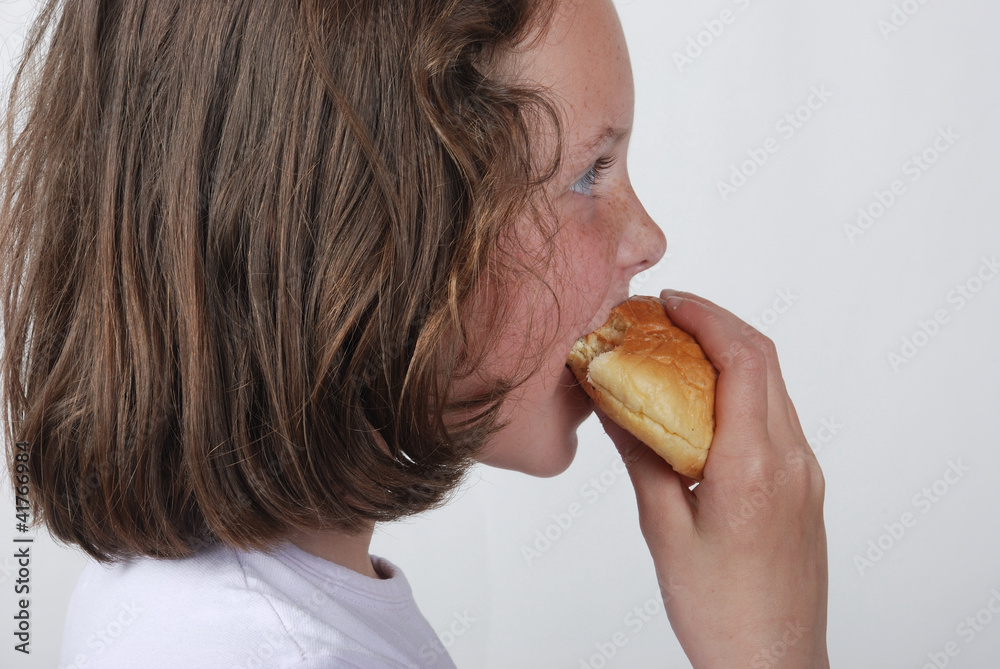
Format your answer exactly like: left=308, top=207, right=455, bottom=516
left=619, top=187, right=667, bottom=276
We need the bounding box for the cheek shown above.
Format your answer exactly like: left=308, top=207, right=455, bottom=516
left=565, top=198, right=620, bottom=267
left=555, top=211, right=621, bottom=328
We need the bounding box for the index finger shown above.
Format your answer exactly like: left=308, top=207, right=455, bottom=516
left=661, top=289, right=806, bottom=446
left=658, top=294, right=771, bottom=460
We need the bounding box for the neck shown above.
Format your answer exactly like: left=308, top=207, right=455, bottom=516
left=286, top=523, right=381, bottom=579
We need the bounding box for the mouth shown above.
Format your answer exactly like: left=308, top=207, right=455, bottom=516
left=561, top=361, right=594, bottom=411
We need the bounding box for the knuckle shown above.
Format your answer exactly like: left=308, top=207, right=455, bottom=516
left=722, top=446, right=826, bottom=541
left=744, top=327, right=778, bottom=358
left=758, top=335, right=778, bottom=359
left=785, top=448, right=825, bottom=503
left=727, top=340, right=767, bottom=374
left=806, top=459, right=826, bottom=506
left=734, top=451, right=771, bottom=489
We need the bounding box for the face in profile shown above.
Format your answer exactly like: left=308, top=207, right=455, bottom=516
left=463, top=0, right=667, bottom=477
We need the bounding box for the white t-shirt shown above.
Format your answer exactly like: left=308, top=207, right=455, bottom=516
left=59, top=539, right=457, bottom=669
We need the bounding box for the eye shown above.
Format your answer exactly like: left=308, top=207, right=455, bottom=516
left=570, top=155, right=618, bottom=197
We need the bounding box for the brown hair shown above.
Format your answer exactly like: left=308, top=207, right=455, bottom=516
left=0, top=0, right=566, bottom=561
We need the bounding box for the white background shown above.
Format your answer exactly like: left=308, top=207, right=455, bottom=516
left=3, top=0, right=1000, bottom=667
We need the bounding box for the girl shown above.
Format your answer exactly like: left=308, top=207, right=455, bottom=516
left=0, top=0, right=829, bottom=666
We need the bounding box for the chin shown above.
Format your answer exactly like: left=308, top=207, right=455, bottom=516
left=476, top=365, right=595, bottom=477
left=524, top=431, right=580, bottom=477
left=482, top=430, right=580, bottom=478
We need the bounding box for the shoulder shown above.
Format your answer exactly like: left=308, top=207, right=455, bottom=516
left=59, top=543, right=306, bottom=668
left=59, top=542, right=456, bottom=669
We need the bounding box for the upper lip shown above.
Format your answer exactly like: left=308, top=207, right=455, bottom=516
left=566, top=293, right=627, bottom=360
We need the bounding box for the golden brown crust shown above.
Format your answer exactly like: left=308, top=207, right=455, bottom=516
left=567, top=296, right=718, bottom=480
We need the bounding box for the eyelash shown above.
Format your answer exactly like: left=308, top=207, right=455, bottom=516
left=572, top=155, right=618, bottom=197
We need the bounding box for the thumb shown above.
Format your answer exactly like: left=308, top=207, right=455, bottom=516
left=593, top=406, right=695, bottom=537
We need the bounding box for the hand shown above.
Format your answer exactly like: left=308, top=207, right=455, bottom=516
left=593, top=289, right=829, bottom=668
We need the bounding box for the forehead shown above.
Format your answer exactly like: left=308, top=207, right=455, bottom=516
left=509, top=0, right=634, bottom=155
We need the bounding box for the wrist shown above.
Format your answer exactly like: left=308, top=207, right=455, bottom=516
left=684, top=620, right=828, bottom=669
left=693, top=646, right=829, bottom=669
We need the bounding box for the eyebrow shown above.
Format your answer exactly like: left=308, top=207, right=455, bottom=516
left=581, top=125, right=631, bottom=154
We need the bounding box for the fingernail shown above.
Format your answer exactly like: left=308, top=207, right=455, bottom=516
left=664, top=296, right=683, bottom=310
left=661, top=289, right=679, bottom=297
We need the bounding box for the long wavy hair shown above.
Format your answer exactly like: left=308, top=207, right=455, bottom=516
left=0, top=0, right=565, bottom=561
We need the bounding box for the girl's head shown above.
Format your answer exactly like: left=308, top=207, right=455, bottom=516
left=0, top=0, right=663, bottom=561
left=462, top=0, right=666, bottom=477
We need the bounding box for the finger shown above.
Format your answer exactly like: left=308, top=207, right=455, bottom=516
left=592, top=405, right=695, bottom=535
left=660, top=290, right=800, bottom=447
left=659, top=295, right=771, bottom=457
left=737, top=315, right=808, bottom=448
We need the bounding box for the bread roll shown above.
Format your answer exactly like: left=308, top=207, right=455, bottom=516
left=566, top=295, right=717, bottom=480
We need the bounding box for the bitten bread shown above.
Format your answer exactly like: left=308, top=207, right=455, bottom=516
left=566, top=296, right=718, bottom=480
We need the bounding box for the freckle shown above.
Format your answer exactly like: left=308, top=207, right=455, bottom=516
left=607, top=191, right=627, bottom=217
